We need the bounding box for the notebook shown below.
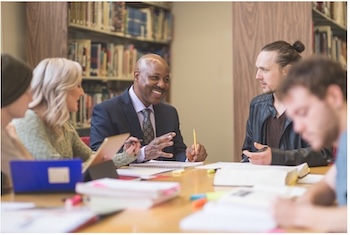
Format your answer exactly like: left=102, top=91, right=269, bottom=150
left=10, top=159, right=83, bottom=193
left=129, top=160, right=204, bottom=170
left=82, top=133, right=130, bottom=173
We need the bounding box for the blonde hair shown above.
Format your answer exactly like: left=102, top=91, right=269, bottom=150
left=30, top=58, right=82, bottom=139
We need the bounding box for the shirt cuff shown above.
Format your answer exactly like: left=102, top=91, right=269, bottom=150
left=136, top=146, right=146, bottom=162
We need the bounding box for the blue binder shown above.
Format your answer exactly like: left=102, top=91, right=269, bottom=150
left=10, top=159, right=83, bottom=193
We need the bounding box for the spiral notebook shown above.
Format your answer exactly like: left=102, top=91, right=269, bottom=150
left=129, top=160, right=203, bottom=170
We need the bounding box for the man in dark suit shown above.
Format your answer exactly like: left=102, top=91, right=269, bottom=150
left=90, top=54, right=207, bottom=162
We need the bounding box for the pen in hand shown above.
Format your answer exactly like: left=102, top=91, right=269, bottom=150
left=124, top=139, right=143, bottom=144
left=193, top=129, right=198, bottom=153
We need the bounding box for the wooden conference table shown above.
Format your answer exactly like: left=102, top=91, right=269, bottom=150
left=2, top=165, right=329, bottom=233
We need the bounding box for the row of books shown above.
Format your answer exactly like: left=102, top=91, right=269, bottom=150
left=313, top=25, right=347, bottom=69
left=313, top=1, right=347, bottom=28
left=68, top=2, right=173, bottom=42
left=70, top=84, right=122, bottom=127
left=68, top=40, right=170, bottom=79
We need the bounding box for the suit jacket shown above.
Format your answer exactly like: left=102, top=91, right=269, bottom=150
left=90, top=88, right=187, bottom=162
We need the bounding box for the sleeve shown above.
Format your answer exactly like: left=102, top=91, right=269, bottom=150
left=270, top=147, right=333, bottom=166
left=69, top=123, right=93, bottom=162
left=112, top=151, right=138, bottom=167
left=173, top=108, right=187, bottom=162
left=241, top=104, right=254, bottom=162
left=90, top=103, right=116, bottom=151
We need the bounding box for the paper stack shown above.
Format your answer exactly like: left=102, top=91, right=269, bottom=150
left=76, top=178, right=180, bottom=210
left=180, top=184, right=307, bottom=232
left=208, top=162, right=310, bottom=186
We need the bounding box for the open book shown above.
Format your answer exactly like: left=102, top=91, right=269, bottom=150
left=129, top=160, right=204, bottom=169
left=212, top=162, right=310, bottom=187
left=180, top=184, right=306, bottom=232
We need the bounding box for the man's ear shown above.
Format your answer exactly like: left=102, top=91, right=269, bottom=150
left=326, top=84, right=344, bottom=109
left=282, top=64, right=292, bottom=76
left=134, top=70, right=139, bottom=81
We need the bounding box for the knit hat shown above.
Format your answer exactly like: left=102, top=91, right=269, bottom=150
left=1, top=54, right=33, bottom=108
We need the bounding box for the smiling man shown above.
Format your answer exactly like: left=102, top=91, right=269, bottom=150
left=241, top=40, right=333, bottom=166
left=90, top=54, right=207, bottom=162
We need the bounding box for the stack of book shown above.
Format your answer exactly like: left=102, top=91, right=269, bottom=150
left=76, top=178, right=180, bottom=212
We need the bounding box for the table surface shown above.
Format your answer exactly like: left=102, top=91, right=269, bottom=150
left=1, top=165, right=330, bottom=233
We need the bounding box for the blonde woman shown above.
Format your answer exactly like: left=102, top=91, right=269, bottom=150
left=13, top=58, right=140, bottom=167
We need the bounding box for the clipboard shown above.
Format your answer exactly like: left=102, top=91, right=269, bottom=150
left=82, top=133, right=130, bottom=174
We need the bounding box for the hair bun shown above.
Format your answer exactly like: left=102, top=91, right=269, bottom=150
left=292, top=41, right=305, bottom=53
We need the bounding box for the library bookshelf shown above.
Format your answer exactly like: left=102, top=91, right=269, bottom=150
left=312, top=2, right=347, bottom=70
left=26, top=2, right=173, bottom=133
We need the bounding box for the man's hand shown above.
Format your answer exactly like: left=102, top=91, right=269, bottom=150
left=186, top=143, right=207, bottom=162
left=144, top=132, right=176, bottom=160
left=242, top=142, right=272, bottom=165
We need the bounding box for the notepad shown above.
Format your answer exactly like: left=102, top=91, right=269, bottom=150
left=129, top=160, right=204, bottom=169
left=117, top=168, right=172, bottom=179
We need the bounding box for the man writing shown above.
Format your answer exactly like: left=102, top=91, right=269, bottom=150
left=272, top=56, right=347, bottom=232
left=90, top=54, right=207, bottom=162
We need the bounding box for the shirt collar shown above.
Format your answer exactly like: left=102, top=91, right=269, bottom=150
left=129, top=86, right=154, bottom=113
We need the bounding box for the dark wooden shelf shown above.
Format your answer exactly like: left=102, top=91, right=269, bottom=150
left=312, top=8, right=347, bottom=39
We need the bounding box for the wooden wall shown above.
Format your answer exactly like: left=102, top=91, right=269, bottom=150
left=232, top=2, right=313, bottom=162
left=26, top=2, right=67, bottom=68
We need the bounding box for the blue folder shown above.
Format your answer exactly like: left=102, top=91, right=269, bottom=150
left=10, top=159, right=83, bottom=193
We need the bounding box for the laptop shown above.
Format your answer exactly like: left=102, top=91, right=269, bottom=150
left=82, top=133, right=130, bottom=180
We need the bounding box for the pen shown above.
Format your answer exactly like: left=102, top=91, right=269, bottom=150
left=124, top=139, right=143, bottom=144
left=193, top=129, right=198, bottom=153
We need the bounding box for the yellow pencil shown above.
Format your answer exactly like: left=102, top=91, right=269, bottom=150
left=193, top=129, right=198, bottom=152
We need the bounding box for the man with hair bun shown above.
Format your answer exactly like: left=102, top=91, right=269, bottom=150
left=241, top=40, right=333, bottom=166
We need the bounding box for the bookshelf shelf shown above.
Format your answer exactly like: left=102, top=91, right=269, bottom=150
left=312, top=8, right=346, bottom=38
left=69, top=24, right=171, bottom=45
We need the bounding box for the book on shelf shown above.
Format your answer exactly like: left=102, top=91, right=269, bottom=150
left=204, top=162, right=310, bottom=187
left=75, top=178, right=180, bottom=200
left=68, top=2, right=173, bottom=42
left=180, top=184, right=306, bottom=232
left=129, top=159, right=204, bottom=169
